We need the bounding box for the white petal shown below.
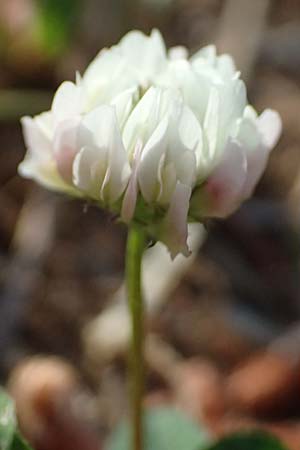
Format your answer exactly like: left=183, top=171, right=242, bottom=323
left=118, top=29, right=166, bottom=80
left=157, top=148, right=196, bottom=206
left=121, top=140, right=143, bottom=223
left=168, top=46, right=188, bottom=60
left=191, top=45, right=216, bottom=65
left=111, top=86, right=138, bottom=129
left=203, top=87, right=219, bottom=160
left=79, top=107, right=104, bottom=149
left=34, top=111, right=53, bottom=140
left=19, top=156, right=75, bottom=194
left=83, top=47, right=120, bottom=85
left=175, top=149, right=197, bottom=187
left=75, top=71, right=82, bottom=85
left=257, top=109, right=282, bottom=149
left=157, top=60, right=211, bottom=122
left=138, top=117, right=169, bottom=203
left=242, top=146, right=269, bottom=199
left=176, top=104, right=201, bottom=150
left=83, top=47, right=137, bottom=107
left=241, top=109, right=282, bottom=199
left=20, top=114, right=74, bottom=192
left=137, top=97, right=199, bottom=205
left=77, top=105, right=130, bottom=203
left=72, top=146, right=106, bottom=196
left=159, top=182, right=192, bottom=259
left=243, top=105, right=258, bottom=121
left=217, top=54, right=237, bottom=79
left=236, top=115, right=261, bottom=151
left=202, top=78, right=247, bottom=175
left=21, top=115, right=52, bottom=160
left=157, top=156, right=177, bottom=205
left=123, top=87, right=175, bottom=155
left=176, top=104, right=203, bottom=171
left=217, top=79, right=247, bottom=149
left=52, top=81, right=82, bottom=125
left=101, top=159, right=130, bottom=205
left=167, top=103, right=198, bottom=187
left=99, top=109, right=131, bottom=204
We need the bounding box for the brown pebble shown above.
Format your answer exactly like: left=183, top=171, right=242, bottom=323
left=8, top=356, right=78, bottom=438
left=8, top=356, right=100, bottom=450
left=225, top=351, right=298, bottom=417
left=174, top=359, right=225, bottom=425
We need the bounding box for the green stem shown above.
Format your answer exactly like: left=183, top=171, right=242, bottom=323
left=126, top=226, right=147, bottom=450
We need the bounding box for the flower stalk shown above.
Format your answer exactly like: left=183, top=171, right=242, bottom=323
left=126, top=226, right=147, bottom=450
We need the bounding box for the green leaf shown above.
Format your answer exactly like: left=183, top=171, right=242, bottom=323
left=34, top=0, right=80, bottom=56
left=10, top=433, right=33, bottom=450
left=206, top=430, right=288, bottom=450
left=107, top=407, right=211, bottom=450
left=0, top=389, right=33, bottom=450
left=0, top=389, right=17, bottom=450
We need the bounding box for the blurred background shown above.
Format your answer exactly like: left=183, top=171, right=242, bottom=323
left=1, top=0, right=300, bottom=449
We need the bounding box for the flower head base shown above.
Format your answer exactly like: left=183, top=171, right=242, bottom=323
left=19, top=30, right=282, bottom=258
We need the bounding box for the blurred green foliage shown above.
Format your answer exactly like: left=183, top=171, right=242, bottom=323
left=0, top=389, right=33, bottom=450
left=33, top=0, right=80, bottom=56
left=107, top=407, right=289, bottom=450
left=207, top=431, right=288, bottom=450
left=107, top=408, right=210, bottom=450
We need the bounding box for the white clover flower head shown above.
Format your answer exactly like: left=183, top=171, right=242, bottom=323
left=19, top=29, right=282, bottom=258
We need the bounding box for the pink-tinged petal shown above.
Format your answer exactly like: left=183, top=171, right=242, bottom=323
left=121, top=140, right=143, bottom=223
left=241, top=139, right=269, bottom=199
left=200, top=139, right=247, bottom=218
left=20, top=115, right=75, bottom=192
left=53, top=117, right=81, bottom=183
left=160, top=182, right=192, bottom=259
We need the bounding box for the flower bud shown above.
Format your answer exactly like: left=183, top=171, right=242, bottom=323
left=19, top=30, right=282, bottom=257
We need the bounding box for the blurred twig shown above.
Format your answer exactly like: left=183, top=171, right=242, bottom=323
left=216, top=0, right=270, bottom=82
left=0, top=189, right=57, bottom=375
left=261, top=21, right=300, bottom=74
left=269, top=322, right=300, bottom=365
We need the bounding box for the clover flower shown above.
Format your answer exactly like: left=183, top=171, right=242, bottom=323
left=19, top=29, right=282, bottom=257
